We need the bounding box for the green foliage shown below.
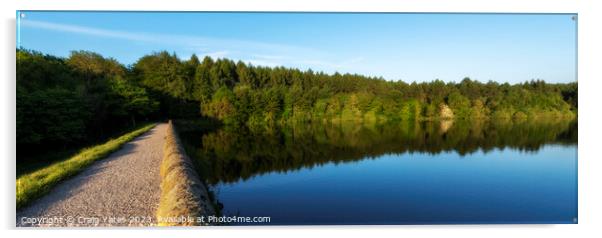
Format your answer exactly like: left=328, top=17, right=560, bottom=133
left=17, top=49, right=159, bottom=158
left=110, top=77, right=160, bottom=125
left=447, top=91, right=471, bottom=118
left=128, top=50, right=578, bottom=125
left=17, top=87, right=88, bottom=145
left=17, top=48, right=578, bottom=156
left=203, top=86, right=237, bottom=124
left=560, top=82, right=578, bottom=110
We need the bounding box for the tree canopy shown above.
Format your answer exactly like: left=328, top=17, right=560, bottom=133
left=129, top=50, right=576, bottom=126
left=17, top=49, right=577, bottom=157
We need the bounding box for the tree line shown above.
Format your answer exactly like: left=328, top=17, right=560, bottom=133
left=17, top=50, right=159, bottom=157
left=17, top=49, right=577, bottom=157
left=131, top=51, right=577, bottom=125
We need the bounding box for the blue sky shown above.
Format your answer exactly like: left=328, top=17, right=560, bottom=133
left=17, top=12, right=576, bottom=83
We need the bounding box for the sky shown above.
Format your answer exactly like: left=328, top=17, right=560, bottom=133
left=17, top=11, right=577, bottom=84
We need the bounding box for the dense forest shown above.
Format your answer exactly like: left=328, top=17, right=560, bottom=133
left=17, top=49, right=577, bottom=157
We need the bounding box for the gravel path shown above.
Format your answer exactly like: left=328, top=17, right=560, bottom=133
left=17, top=123, right=167, bottom=227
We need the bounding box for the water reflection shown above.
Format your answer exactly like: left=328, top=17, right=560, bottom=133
left=179, top=119, right=577, bottom=185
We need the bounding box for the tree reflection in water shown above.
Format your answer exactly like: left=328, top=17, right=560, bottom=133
left=178, top=118, right=577, bottom=185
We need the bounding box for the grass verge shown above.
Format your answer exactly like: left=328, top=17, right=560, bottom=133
left=16, top=123, right=156, bottom=209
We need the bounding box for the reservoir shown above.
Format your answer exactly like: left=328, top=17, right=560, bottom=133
left=179, top=119, right=577, bottom=225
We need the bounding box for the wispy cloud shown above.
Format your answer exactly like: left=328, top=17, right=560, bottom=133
left=343, top=57, right=365, bottom=65
left=244, top=59, right=281, bottom=67
left=22, top=19, right=323, bottom=57
left=22, top=19, right=366, bottom=74
left=242, top=54, right=291, bottom=67
left=203, top=50, right=230, bottom=59
left=295, top=57, right=365, bottom=71
left=22, top=20, right=158, bottom=42
left=252, top=54, right=290, bottom=60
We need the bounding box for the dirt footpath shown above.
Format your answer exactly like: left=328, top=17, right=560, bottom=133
left=17, top=123, right=167, bottom=227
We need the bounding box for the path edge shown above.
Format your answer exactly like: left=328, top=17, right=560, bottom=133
left=156, top=120, right=215, bottom=226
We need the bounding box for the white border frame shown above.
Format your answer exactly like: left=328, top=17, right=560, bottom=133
left=2, top=1, right=601, bottom=237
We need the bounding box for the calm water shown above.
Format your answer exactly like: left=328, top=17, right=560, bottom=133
left=179, top=119, right=577, bottom=225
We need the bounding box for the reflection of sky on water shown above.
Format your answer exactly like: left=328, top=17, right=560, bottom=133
left=216, top=144, right=577, bottom=224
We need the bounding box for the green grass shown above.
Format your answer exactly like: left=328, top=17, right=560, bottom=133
left=16, top=123, right=157, bottom=209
